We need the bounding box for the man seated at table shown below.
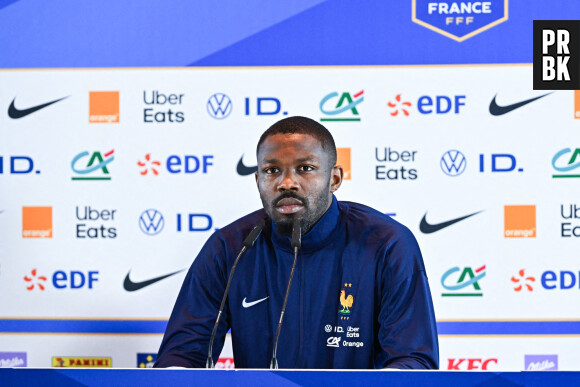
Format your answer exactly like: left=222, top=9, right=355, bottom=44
left=155, top=116, right=439, bottom=369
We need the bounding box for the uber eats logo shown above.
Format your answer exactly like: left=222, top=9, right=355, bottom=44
left=143, top=90, right=185, bottom=123
left=75, top=206, right=117, bottom=239
left=375, top=147, right=418, bottom=180
left=561, top=204, right=580, bottom=238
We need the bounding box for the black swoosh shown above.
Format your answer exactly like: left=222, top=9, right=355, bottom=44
left=8, top=96, right=68, bottom=119
left=420, top=211, right=482, bottom=234
left=123, top=269, right=185, bottom=292
left=237, top=155, right=258, bottom=176
left=489, top=93, right=552, bottom=116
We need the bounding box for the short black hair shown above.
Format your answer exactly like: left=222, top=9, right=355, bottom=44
left=256, top=116, right=337, bottom=168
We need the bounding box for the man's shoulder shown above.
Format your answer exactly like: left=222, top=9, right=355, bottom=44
left=338, top=200, right=414, bottom=242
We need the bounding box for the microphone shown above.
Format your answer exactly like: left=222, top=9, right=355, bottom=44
left=206, top=219, right=266, bottom=368
left=270, top=219, right=301, bottom=369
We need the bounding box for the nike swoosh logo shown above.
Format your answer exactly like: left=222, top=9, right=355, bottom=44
left=420, top=211, right=482, bottom=234
left=123, top=269, right=185, bottom=292
left=242, top=296, right=269, bottom=308
left=489, top=93, right=552, bottom=116
left=8, top=96, right=68, bottom=119
left=237, top=155, right=258, bottom=176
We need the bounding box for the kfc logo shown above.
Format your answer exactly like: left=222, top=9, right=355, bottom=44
left=447, top=358, right=498, bottom=370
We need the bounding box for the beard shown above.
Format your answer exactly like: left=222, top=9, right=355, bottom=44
left=260, top=185, right=332, bottom=237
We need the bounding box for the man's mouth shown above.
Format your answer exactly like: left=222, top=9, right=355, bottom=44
left=275, top=197, right=304, bottom=214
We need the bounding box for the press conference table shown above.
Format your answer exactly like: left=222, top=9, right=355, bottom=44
left=1, top=369, right=579, bottom=386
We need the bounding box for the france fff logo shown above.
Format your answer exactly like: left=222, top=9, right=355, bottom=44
left=533, top=20, right=580, bottom=90
left=412, top=0, right=508, bottom=42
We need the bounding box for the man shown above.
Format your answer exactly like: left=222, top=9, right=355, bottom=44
left=155, top=116, right=439, bottom=369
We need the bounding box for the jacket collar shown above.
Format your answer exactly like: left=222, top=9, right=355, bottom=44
left=270, top=195, right=340, bottom=254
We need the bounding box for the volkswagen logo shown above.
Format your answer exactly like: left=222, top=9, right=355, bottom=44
left=139, top=209, right=165, bottom=236
left=207, top=93, right=232, bottom=119
left=441, top=150, right=466, bottom=177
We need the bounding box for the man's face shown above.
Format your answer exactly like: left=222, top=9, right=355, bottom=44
left=256, top=133, right=342, bottom=236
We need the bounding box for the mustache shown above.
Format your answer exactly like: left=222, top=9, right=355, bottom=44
left=272, top=191, right=307, bottom=207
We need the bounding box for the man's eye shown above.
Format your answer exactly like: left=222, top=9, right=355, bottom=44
left=264, top=167, right=278, bottom=174
left=299, top=165, right=315, bottom=172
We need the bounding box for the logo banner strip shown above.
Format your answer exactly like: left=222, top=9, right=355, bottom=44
left=1, top=319, right=580, bottom=335
left=437, top=321, right=580, bottom=335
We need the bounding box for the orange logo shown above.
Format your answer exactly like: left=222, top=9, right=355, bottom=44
left=504, top=205, right=536, bottom=238
left=575, top=91, right=580, bottom=119
left=337, top=148, right=351, bottom=180
left=22, top=206, right=52, bottom=238
left=89, top=91, right=119, bottom=123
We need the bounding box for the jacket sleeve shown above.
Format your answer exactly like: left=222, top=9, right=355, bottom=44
left=154, top=233, right=231, bottom=368
left=374, top=227, right=439, bottom=369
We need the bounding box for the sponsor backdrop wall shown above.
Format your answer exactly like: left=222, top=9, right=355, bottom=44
left=1, top=0, right=579, bottom=371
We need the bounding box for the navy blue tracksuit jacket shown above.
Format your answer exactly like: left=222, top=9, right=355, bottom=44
left=155, top=196, right=439, bottom=369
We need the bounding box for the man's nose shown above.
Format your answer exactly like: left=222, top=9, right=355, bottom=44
left=277, top=170, right=300, bottom=191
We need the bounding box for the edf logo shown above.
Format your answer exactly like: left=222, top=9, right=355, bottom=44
left=53, top=271, right=99, bottom=289
left=479, top=154, right=523, bottom=173
left=167, top=155, right=213, bottom=174
left=245, top=97, right=287, bottom=116
left=137, top=154, right=214, bottom=175
left=387, top=94, right=466, bottom=116
left=534, top=20, right=580, bottom=90
left=24, top=269, right=99, bottom=291
left=418, top=95, right=465, bottom=114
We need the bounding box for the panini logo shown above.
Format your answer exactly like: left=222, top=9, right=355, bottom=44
left=52, top=357, right=112, bottom=367
left=504, top=205, right=536, bottom=238
left=337, top=148, right=351, bottom=180
left=22, top=206, right=52, bottom=238
left=412, top=0, right=508, bottom=42
left=89, top=91, right=119, bottom=123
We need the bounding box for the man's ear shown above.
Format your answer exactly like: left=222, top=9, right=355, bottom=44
left=330, top=165, right=343, bottom=193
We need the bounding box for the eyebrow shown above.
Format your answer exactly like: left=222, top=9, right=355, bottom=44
left=261, top=156, right=319, bottom=164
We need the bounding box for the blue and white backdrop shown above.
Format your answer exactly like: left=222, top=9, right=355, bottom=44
left=0, top=0, right=579, bottom=371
